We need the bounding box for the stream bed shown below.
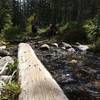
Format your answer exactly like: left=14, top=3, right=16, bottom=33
left=7, top=40, right=100, bottom=100
left=30, top=41, right=100, bottom=100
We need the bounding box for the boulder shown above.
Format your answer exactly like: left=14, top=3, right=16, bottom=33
left=0, top=46, right=6, bottom=50
left=76, top=42, right=81, bottom=45
left=61, top=47, right=66, bottom=50
left=69, top=60, right=78, bottom=64
left=62, top=42, right=72, bottom=49
left=75, top=43, right=89, bottom=51
left=67, top=48, right=76, bottom=53
left=52, top=43, right=59, bottom=48
left=78, top=45, right=89, bottom=51
left=40, top=44, right=50, bottom=50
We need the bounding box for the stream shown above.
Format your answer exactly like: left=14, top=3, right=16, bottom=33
left=31, top=41, right=100, bottom=100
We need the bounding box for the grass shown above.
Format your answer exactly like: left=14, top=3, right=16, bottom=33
left=0, top=82, right=20, bottom=100
left=7, top=59, right=18, bottom=75
left=0, top=59, right=20, bottom=100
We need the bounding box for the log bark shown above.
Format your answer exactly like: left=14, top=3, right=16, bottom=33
left=18, top=43, right=68, bottom=100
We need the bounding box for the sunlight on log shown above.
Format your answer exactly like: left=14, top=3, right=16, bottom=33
left=18, top=43, right=68, bottom=100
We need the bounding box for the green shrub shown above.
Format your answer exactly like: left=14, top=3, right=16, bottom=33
left=83, top=19, right=100, bottom=42
left=1, top=14, right=19, bottom=39
left=26, top=15, right=36, bottom=34
left=0, top=13, right=25, bottom=41
left=58, top=21, right=86, bottom=42
left=2, top=25, right=22, bottom=41
left=60, top=21, right=81, bottom=32
left=59, top=23, right=69, bottom=33
left=67, top=21, right=81, bottom=31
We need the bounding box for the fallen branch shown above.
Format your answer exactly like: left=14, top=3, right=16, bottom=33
left=0, top=62, right=8, bottom=75
left=9, top=70, right=17, bottom=83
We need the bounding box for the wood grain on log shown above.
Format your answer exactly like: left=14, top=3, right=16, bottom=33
left=18, top=43, right=68, bottom=100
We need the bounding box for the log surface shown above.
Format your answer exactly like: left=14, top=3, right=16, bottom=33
left=18, top=43, right=68, bottom=100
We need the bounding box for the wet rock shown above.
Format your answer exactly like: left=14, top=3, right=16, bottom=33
left=61, top=46, right=66, bottom=50
left=67, top=48, right=76, bottom=53
left=69, top=60, right=78, bottom=64
left=0, top=46, right=6, bottom=50
left=79, top=45, right=89, bottom=51
left=60, top=77, right=77, bottom=85
left=51, top=43, right=59, bottom=48
left=76, top=42, right=81, bottom=45
left=76, top=44, right=89, bottom=51
left=0, top=50, right=10, bottom=57
left=66, top=74, right=70, bottom=77
left=40, top=44, right=50, bottom=50
left=62, top=42, right=72, bottom=49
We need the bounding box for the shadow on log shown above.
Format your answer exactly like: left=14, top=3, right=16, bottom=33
left=18, top=43, right=68, bottom=100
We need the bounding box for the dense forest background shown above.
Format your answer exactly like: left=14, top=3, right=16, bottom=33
left=0, top=0, right=100, bottom=51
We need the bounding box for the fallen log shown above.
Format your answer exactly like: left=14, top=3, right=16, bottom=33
left=18, top=43, right=68, bottom=100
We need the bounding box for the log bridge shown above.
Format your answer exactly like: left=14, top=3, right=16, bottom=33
left=18, top=43, right=68, bottom=100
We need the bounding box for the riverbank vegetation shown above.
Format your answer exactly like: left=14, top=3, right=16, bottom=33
left=0, top=59, right=20, bottom=100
